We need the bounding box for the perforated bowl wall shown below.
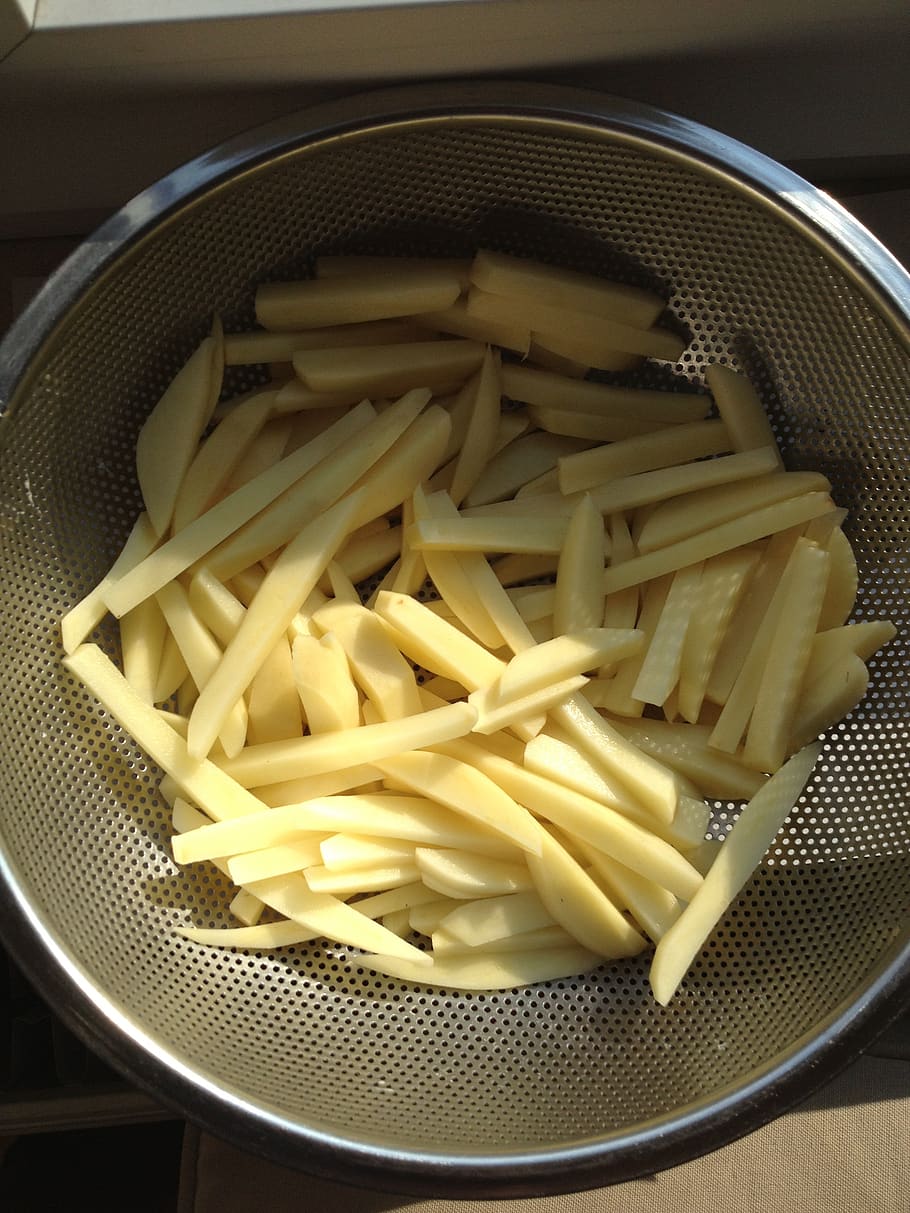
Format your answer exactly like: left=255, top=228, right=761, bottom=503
left=0, top=87, right=907, bottom=1196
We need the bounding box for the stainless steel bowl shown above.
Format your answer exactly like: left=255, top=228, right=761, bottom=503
left=0, top=82, right=907, bottom=1197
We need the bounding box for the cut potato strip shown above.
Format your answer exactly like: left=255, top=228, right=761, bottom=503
left=447, top=547, right=537, bottom=658
left=153, top=631, right=189, bottom=704
left=187, top=491, right=362, bottom=759
left=448, top=348, right=501, bottom=506
left=432, top=925, right=575, bottom=955
left=790, top=653, right=869, bottom=751
left=254, top=764, right=381, bottom=807
left=522, top=732, right=665, bottom=826
left=136, top=334, right=219, bottom=536
left=226, top=837, right=327, bottom=886
left=528, top=406, right=664, bottom=442
left=305, top=863, right=421, bottom=896
left=600, top=491, right=833, bottom=594
left=818, top=525, right=858, bottom=630
left=527, top=829, right=646, bottom=957
left=435, top=738, right=700, bottom=900
left=105, top=400, right=376, bottom=618
left=586, top=577, right=672, bottom=717
left=409, top=898, right=463, bottom=935
left=470, top=249, right=665, bottom=329
left=500, top=364, right=710, bottom=423
left=415, top=847, right=532, bottom=899
left=244, top=873, right=430, bottom=966
left=65, top=645, right=266, bottom=823
left=156, top=579, right=248, bottom=758
left=411, top=298, right=530, bottom=353
left=464, top=432, right=591, bottom=508
left=188, top=568, right=246, bottom=648
left=256, top=268, right=462, bottom=331
left=497, top=629, right=644, bottom=702
left=583, top=846, right=682, bottom=943
left=468, top=675, right=588, bottom=735
left=310, top=601, right=423, bottom=722
left=743, top=542, right=830, bottom=772
left=439, top=890, right=555, bottom=946
left=351, top=882, right=443, bottom=920
left=224, top=319, right=429, bottom=365
left=558, top=419, right=732, bottom=496
left=632, top=562, right=703, bottom=707
left=514, top=466, right=560, bottom=498
left=466, top=288, right=684, bottom=363
left=373, top=590, right=504, bottom=691
left=120, top=597, right=167, bottom=705
left=609, top=718, right=767, bottom=801
left=507, top=585, right=555, bottom=625
left=705, top=364, right=783, bottom=465
left=199, top=402, right=287, bottom=508
left=325, top=560, right=362, bottom=606
left=373, top=750, right=543, bottom=856
left=591, top=447, right=781, bottom=518
left=409, top=515, right=569, bottom=555
left=349, top=945, right=599, bottom=990
left=804, top=621, right=896, bottom=688
left=552, top=694, right=678, bottom=823
left=553, top=495, right=605, bottom=635
left=172, top=798, right=265, bottom=924
left=177, top=921, right=318, bottom=948
left=390, top=498, right=426, bottom=597
left=207, top=389, right=430, bottom=582
left=217, top=701, right=477, bottom=788
left=293, top=340, right=483, bottom=397
left=246, top=636, right=301, bottom=745
left=491, top=552, right=560, bottom=587
left=330, top=524, right=402, bottom=589
left=650, top=744, right=820, bottom=1004
left=61, top=512, right=160, bottom=655
left=320, top=835, right=417, bottom=872
left=636, top=471, right=831, bottom=554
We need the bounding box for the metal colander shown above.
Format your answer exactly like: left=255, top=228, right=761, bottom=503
left=0, top=83, right=907, bottom=1197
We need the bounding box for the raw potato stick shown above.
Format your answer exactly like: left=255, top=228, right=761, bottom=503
left=412, top=299, right=531, bottom=353
left=224, top=319, right=431, bottom=364
left=349, top=945, right=600, bottom=990
left=557, top=419, right=732, bottom=496
left=255, top=267, right=462, bottom=330
left=650, top=744, right=821, bottom=1005
left=632, top=562, right=703, bottom=707
left=553, top=495, right=605, bottom=635
left=500, top=364, right=710, bottom=423
left=103, top=400, right=376, bottom=618
left=464, top=432, right=592, bottom=508
left=409, top=515, right=570, bottom=555
left=706, top=363, right=783, bottom=465
left=293, top=340, right=484, bottom=397
left=790, top=653, right=869, bottom=751
left=187, top=491, right=363, bottom=759
left=448, top=347, right=502, bottom=506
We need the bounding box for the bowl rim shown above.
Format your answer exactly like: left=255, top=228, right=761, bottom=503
left=0, top=79, right=907, bottom=1198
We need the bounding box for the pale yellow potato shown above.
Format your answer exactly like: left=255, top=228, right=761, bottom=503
left=351, top=882, right=443, bottom=920
left=468, top=675, right=588, bottom=736
left=466, top=287, right=684, bottom=363
left=636, top=470, right=831, bottom=555
left=246, top=636, right=302, bottom=745
left=173, top=390, right=276, bottom=531
left=305, top=862, right=421, bottom=896
left=320, top=834, right=417, bottom=872
left=244, top=873, right=430, bottom=966
left=601, top=513, right=639, bottom=646
left=470, top=249, right=665, bottom=328
left=551, top=694, right=679, bottom=823
left=743, top=542, right=830, bottom=773
left=431, top=925, right=576, bottom=955
left=353, top=944, right=599, bottom=989
left=208, top=390, right=431, bottom=582
left=65, top=645, right=266, bottom=823
left=600, top=491, right=833, bottom=595
left=290, top=632, right=359, bottom=734
left=438, top=889, right=556, bottom=946
left=435, top=737, right=700, bottom=899
left=552, top=494, right=605, bottom=636
left=408, top=514, right=570, bottom=555
left=408, top=897, right=464, bottom=935
left=525, top=342, right=589, bottom=378
left=154, top=630, right=188, bottom=704
left=790, top=653, right=869, bottom=752
left=220, top=416, right=294, bottom=495
left=187, top=491, right=362, bottom=760
left=136, top=334, right=220, bottom=536
left=329, top=525, right=402, bottom=589
left=582, top=846, right=682, bottom=943
left=817, top=525, right=858, bottom=630
left=255, top=267, right=462, bottom=330
left=178, top=920, right=318, bottom=948
left=373, top=750, right=543, bottom=856
left=226, top=836, right=327, bottom=886
left=156, top=579, right=249, bottom=758
left=557, top=418, right=731, bottom=496
left=650, top=744, right=820, bottom=1004
left=415, top=847, right=533, bottom=899
left=803, top=620, right=896, bottom=688
left=254, top=763, right=381, bottom=807
left=632, top=562, right=704, bottom=708
left=120, top=595, right=168, bottom=705
left=500, top=364, right=709, bottom=423
left=310, top=601, right=423, bottom=722
left=62, top=511, right=159, bottom=655
left=514, top=466, right=560, bottom=498
left=677, top=549, right=759, bottom=724
left=505, top=585, right=554, bottom=625
left=293, top=339, right=483, bottom=397
left=217, top=701, right=476, bottom=788
left=447, top=348, right=501, bottom=506
left=172, top=797, right=266, bottom=925
left=496, top=629, right=644, bottom=702
left=373, top=589, right=504, bottom=691
left=491, top=552, right=560, bottom=587
left=105, top=400, right=376, bottom=619
left=411, top=297, right=530, bottom=354
left=527, top=405, right=664, bottom=442
left=527, top=829, right=647, bottom=958
left=705, top=363, right=783, bottom=466
left=609, top=718, right=767, bottom=801
left=224, top=319, right=430, bottom=365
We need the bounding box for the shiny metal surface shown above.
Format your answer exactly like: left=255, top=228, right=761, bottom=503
left=0, top=82, right=907, bottom=1197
